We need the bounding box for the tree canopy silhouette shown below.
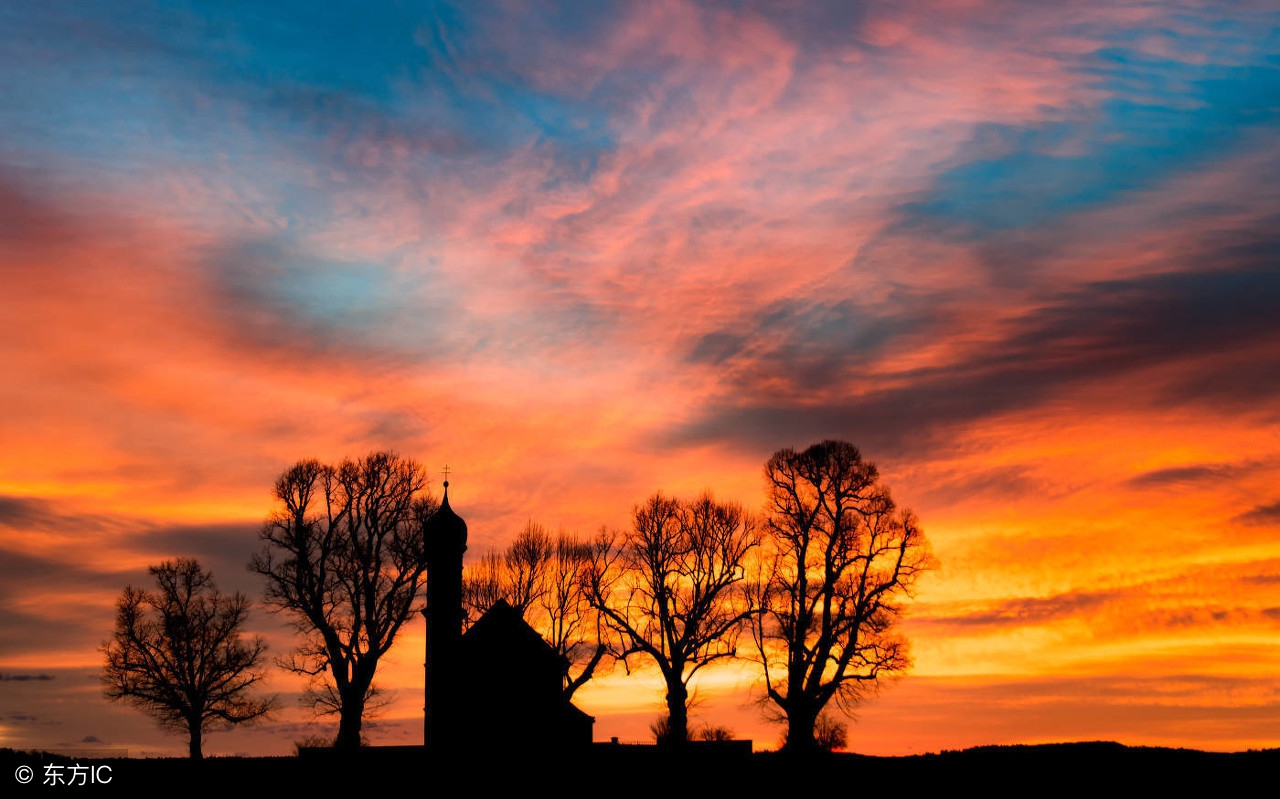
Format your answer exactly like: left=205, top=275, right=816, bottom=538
left=462, top=521, right=609, bottom=700
left=250, top=451, right=436, bottom=750
left=585, top=492, right=759, bottom=746
left=751, top=440, right=932, bottom=752
left=102, top=558, right=274, bottom=759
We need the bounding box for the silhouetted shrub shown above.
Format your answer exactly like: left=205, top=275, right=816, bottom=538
left=814, top=712, right=847, bottom=752
left=293, top=735, right=333, bottom=755
left=696, top=724, right=735, bottom=742
left=650, top=715, right=672, bottom=744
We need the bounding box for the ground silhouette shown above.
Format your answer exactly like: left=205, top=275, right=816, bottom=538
left=5, top=742, right=1275, bottom=795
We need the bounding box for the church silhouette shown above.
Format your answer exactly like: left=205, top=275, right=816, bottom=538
left=422, top=481, right=594, bottom=751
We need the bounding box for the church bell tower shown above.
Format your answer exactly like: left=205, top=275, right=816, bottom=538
left=422, top=477, right=467, bottom=750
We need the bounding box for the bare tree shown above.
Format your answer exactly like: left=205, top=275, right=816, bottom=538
left=462, top=521, right=608, bottom=700
left=462, top=548, right=509, bottom=619
left=249, top=451, right=436, bottom=750
left=503, top=522, right=552, bottom=617
left=102, top=559, right=274, bottom=759
left=543, top=531, right=612, bottom=699
left=752, top=440, right=932, bottom=752
left=585, top=492, right=760, bottom=745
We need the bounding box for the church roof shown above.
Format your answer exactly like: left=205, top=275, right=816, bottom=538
left=461, top=598, right=564, bottom=672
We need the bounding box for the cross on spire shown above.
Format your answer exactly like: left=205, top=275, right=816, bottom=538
left=441, top=464, right=451, bottom=489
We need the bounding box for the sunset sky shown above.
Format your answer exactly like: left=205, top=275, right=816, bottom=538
left=2, top=0, right=1279, bottom=757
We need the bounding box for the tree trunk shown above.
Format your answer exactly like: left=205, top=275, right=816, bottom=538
left=664, top=677, right=689, bottom=746
left=784, top=699, right=818, bottom=753
left=188, top=720, right=203, bottom=760
left=335, top=692, right=364, bottom=751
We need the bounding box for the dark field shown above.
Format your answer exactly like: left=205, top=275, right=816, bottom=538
left=5, top=741, right=1276, bottom=796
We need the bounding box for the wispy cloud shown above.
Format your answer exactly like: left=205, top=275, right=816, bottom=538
left=1237, top=502, right=1280, bottom=527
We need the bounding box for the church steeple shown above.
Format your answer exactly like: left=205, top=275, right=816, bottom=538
left=425, top=479, right=468, bottom=557
left=423, top=471, right=467, bottom=751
